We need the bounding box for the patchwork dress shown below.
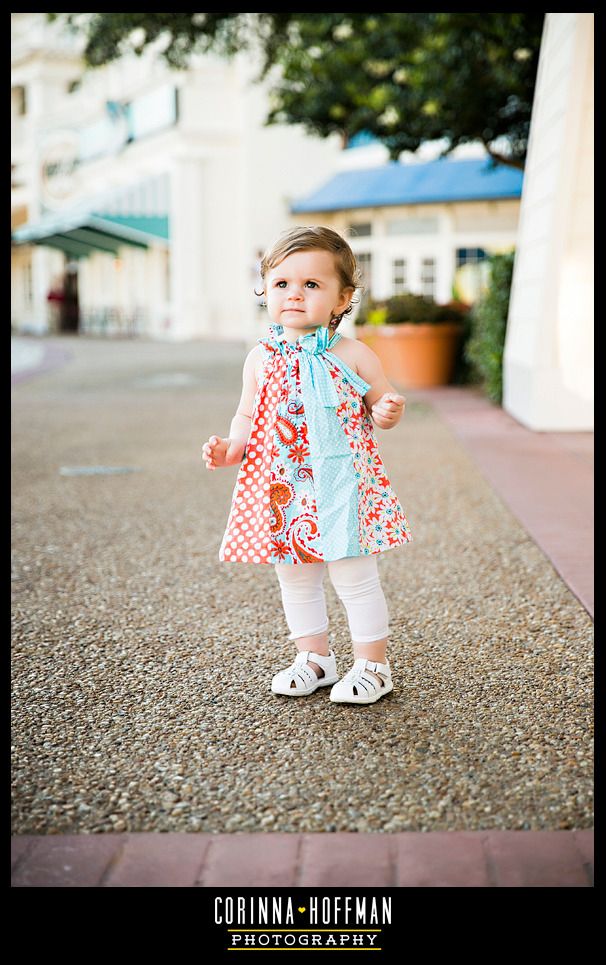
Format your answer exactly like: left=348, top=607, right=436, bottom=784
left=219, top=323, right=412, bottom=565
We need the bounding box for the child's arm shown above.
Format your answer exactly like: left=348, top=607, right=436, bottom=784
left=202, top=346, right=260, bottom=470
left=354, top=340, right=406, bottom=430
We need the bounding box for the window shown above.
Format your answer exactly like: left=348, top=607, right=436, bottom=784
left=356, top=252, right=372, bottom=296
left=392, top=259, right=408, bottom=295
left=128, top=85, right=177, bottom=140
left=387, top=217, right=438, bottom=235
left=420, top=258, right=436, bottom=298
left=348, top=222, right=372, bottom=237
left=456, top=247, right=487, bottom=268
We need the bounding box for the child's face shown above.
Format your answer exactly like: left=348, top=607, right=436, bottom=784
left=265, top=249, right=352, bottom=334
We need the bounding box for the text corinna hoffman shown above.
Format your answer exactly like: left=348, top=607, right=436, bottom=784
left=214, top=895, right=391, bottom=926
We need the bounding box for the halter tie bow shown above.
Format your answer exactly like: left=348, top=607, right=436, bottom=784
left=265, top=324, right=370, bottom=405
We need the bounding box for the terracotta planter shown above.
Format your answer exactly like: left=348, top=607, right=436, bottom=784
left=357, top=323, right=463, bottom=389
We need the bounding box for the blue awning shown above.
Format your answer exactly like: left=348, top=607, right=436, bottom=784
left=291, top=157, right=523, bottom=213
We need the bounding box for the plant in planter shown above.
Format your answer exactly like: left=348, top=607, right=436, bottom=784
left=355, top=293, right=468, bottom=388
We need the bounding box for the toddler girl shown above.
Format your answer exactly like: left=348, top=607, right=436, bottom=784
left=202, top=226, right=412, bottom=704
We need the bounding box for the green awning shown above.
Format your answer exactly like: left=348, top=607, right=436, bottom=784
left=12, top=209, right=169, bottom=258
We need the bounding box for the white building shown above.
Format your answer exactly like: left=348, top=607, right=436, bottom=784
left=503, top=12, right=593, bottom=430
left=289, top=152, right=523, bottom=312
left=11, top=12, right=342, bottom=341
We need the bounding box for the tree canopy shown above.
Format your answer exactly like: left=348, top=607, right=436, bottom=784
left=49, top=12, right=544, bottom=169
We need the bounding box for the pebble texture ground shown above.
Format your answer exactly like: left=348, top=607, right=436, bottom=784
left=11, top=336, right=593, bottom=835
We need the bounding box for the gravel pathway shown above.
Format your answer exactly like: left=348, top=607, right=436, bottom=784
left=11, top=336, right=593, bottom=834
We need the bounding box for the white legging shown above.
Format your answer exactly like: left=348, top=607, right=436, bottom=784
left=274, top=556, right=389, bottom=644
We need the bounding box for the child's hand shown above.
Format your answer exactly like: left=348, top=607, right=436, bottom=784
left=202, top=435, right=243, bottom=470
left=371, top=393, right=406, bottom=429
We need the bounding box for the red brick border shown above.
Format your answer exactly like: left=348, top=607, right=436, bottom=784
left=413, top=386, right=593, bottom=617
left=11, top=831, right=593, bottom=887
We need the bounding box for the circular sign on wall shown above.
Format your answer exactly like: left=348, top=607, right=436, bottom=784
left=39, top=129, right=81, bottom=210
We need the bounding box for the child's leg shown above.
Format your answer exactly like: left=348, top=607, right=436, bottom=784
left=327, top=556, right=389, bottom=682
left=274, top=562, right=330, bottom=678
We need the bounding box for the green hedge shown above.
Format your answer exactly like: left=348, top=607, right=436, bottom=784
left=465, top=252, right=515, bottom=404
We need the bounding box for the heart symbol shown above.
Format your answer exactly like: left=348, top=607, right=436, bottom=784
left=298, top=906, right=306, bottom=913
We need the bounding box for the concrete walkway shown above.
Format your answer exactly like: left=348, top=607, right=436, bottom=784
left=11, top=335, right=72, bottom=385
left=11, top=336, right=593, bottom=887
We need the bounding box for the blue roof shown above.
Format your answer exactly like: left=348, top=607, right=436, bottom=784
left=345, top=130, right=380, bottom=150
left=291, top=157, right=523, bottom=213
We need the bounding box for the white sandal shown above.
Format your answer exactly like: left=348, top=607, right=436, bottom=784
left=271, top=649, right=339, bottom=696
left=329, top=658, right=393, bottom=705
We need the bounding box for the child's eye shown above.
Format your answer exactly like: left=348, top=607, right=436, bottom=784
left=274, top=280, right=318, bottom=288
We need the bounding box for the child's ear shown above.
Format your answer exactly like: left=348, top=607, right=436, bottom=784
left=338, top=287, right=355, bottom=312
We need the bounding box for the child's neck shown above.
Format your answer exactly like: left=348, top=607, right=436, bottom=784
left=281, top=323, right=324, bottom=344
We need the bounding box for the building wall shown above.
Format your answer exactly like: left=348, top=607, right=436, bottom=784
left=296, top=199, right=519, bottom=309
left=10, top=15, right=341, bottom=341
left=503, top=12, right=593, bottom=430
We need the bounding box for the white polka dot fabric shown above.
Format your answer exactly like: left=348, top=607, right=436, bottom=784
left=219, top=352, right=285, bottom=564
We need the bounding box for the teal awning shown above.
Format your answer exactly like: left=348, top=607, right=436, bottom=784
left=11, top=176, right=170, bottom=258
left=12, top=211, right=169, bottom=258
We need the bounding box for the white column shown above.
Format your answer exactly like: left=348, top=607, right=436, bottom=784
left=503, top=13, right=593, bottom=429
left=409, top=251, right=422, bottom=296
left=145, top=247, right=170, bottom=338
left=167, top=153, right=210, bottom=341
left=24, top=75, right=53, bottom=334
left=439, top=208, right=455, bottom=303
left=372, top=214, right=391, bottom=302
left=29, top=246, right=54, bottom=334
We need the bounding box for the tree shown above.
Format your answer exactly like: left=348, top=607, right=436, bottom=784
left=49, top=12, right=544, bottom=169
